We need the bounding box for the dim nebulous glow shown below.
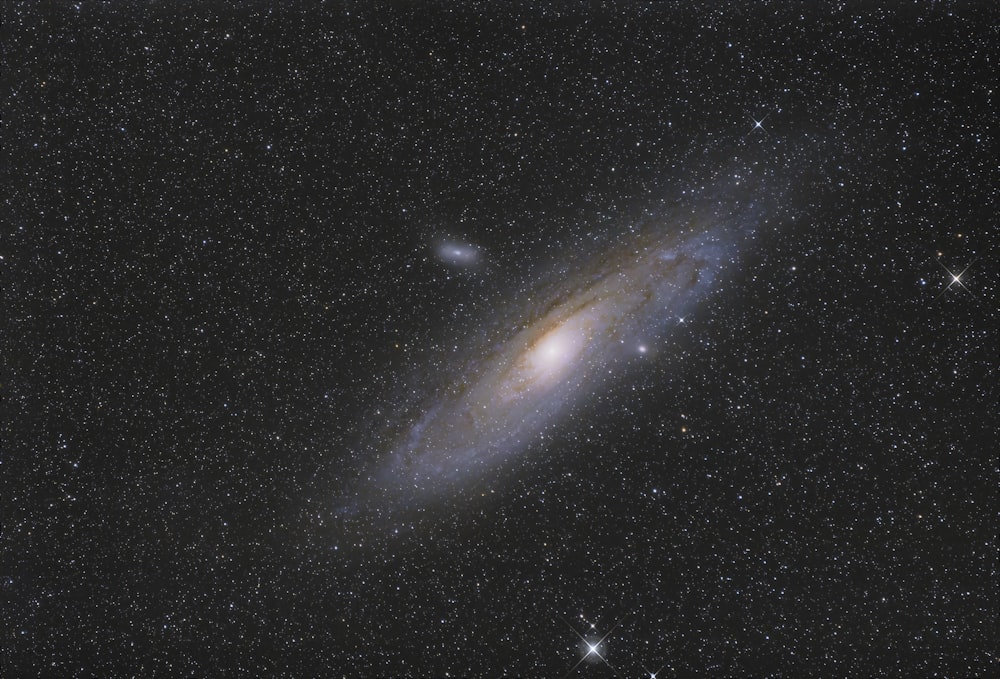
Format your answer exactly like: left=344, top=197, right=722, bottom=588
left=360, top=204, right=761, bottom=506
left=435, top=239, right=482, bottom=266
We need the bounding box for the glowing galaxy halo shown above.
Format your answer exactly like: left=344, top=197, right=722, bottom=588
left=341, top=188, right=779, bottom=514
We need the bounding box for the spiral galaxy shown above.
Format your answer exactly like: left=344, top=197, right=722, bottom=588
left=353, top=198, right=765, bottom=508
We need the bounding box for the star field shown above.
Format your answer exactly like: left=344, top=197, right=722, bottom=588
left=4, top=2, right=997, bottom=676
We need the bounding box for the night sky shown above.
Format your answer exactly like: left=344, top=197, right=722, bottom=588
left=5, top=2, right=998, bottom=677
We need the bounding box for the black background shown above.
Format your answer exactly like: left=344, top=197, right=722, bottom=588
left=5, top=2, right=997, bottom=676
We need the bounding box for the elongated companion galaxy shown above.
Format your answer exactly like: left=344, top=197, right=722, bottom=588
left=8, top=3, right=995, bottom=677
left=372, top=211, right=753, bottom=502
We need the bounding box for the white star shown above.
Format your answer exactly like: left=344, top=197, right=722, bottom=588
left=934, top=257, right=978, bottom=301
left=643, top=660, right=671, bottom=679
left=560, top=610, right=634, bottom=678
